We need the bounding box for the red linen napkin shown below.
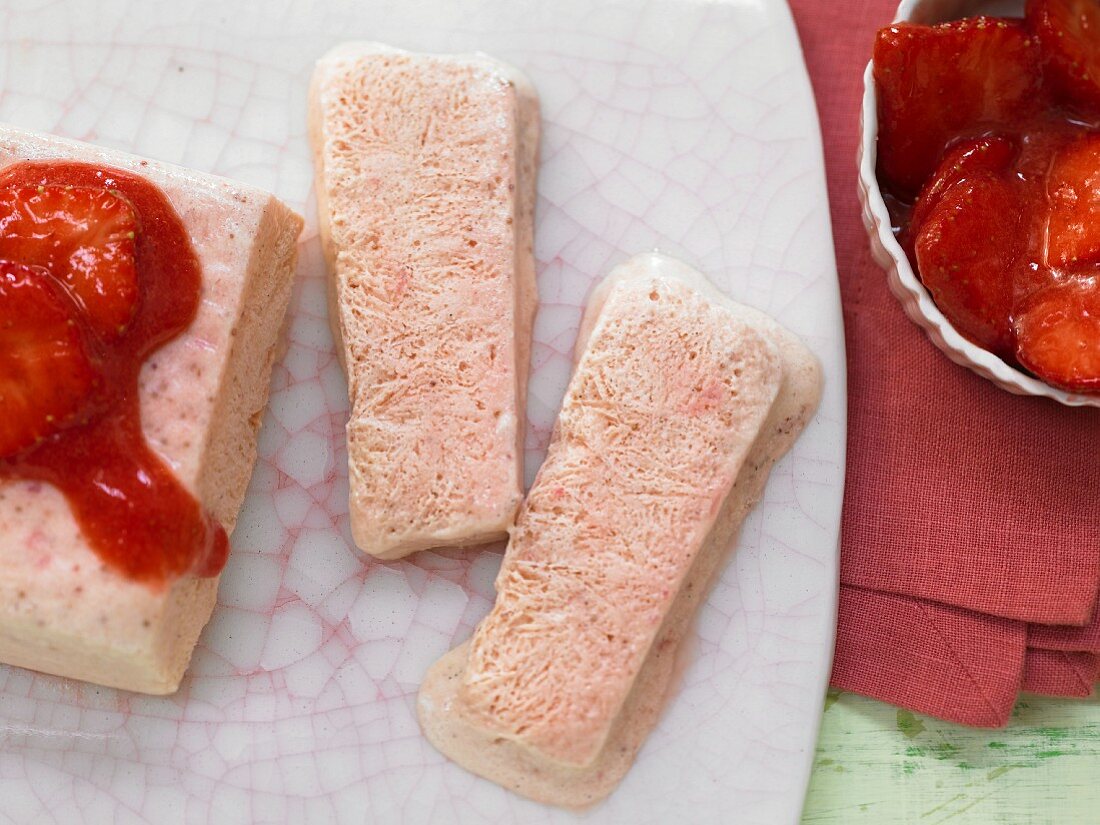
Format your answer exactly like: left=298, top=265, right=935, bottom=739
left=833, top=586, right=1026, bottom=725
left=1022, top=649, right=1100, bottom=698
left=1028, top=607, right=1100, bottom=654
left=787, top=0, right=1100, bottom=724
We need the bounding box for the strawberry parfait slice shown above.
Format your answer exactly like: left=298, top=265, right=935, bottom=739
left=0, top=164, right=228, bottom=587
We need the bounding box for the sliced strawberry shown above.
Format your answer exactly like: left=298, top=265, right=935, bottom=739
left=1027, top=0, right=1100, bottom=115
left=908, top=135, right=1020, bottom=243
left=875, top=18, right=1045, bottom=197
left=1014, top=274, right=1100, bottom=391
left=911, top=137, right=1028, bottom=358
left=0, top=184, right=138, bottom=338
left=1041, top=132, right=1100, bottom=269
left=0, top=261, right=99, bottom=457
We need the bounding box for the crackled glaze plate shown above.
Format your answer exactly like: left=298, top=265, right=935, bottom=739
left=0, top=0, right=845, bottom=822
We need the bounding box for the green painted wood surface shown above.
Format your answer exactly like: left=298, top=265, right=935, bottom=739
left=803, top=693, right=1100, bottom=824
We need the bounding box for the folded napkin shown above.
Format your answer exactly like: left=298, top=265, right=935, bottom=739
left=1023, top=649, right=1100, bottom=699
left=833, top=586, right=1026, bottom=725
left=1029, top=609, right=1100, bottom=654
left=789, top=0, right=1100, bottom=725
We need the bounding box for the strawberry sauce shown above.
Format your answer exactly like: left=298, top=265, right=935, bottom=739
left=0, top=161, right=228, bottom=587
left=875, top=7, right=1100, bottom=392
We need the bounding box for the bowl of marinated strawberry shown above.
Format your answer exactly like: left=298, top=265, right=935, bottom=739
left=859, top=0, right=1100, bottom=405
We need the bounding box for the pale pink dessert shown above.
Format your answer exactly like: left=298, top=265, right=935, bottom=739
left=419, top=253, right=823, bottom=807
left=309, top=43, right=539, bottom=560
left=0, top=125, right=302, bottom=694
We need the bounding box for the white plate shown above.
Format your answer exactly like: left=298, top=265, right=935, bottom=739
left=0, top=1, right=845, bottom=822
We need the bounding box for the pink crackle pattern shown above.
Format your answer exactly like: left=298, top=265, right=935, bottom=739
left=0, top=0, right=844, bottom=823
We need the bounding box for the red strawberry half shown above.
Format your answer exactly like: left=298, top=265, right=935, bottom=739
left=0, top=261, right=99, bottom=457
left=1027, top=0, right=1100, bottom=116
left=0, top=184, right=138, bottom=338
left=875, top=18, right=1045, bottom=197
left=1010, top=130, right=1100, bottom=391
left=908, top=135, right=1020, bottom=238
left=1041, top=131, right=1100, bottom=269
left=1014, top=274, right=1100, bottom=391
left=911, top=137, right=1028, bottom=358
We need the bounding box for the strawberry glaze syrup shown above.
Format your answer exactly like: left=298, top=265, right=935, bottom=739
left=0, top=161, right=228, bottom=588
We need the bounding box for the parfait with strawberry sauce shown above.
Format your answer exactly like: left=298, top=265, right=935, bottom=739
left=0, top=164, right=228, bottom=587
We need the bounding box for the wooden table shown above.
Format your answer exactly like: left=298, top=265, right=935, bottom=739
left=803, top=693, right=1100, bottom=823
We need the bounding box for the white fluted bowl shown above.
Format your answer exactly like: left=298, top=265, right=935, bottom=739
left=857, top=0, right=1100, bottom=407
